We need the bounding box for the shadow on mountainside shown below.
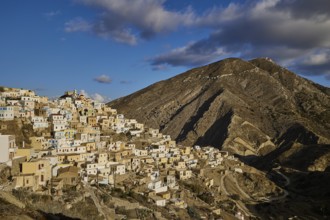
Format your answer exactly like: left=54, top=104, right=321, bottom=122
left=177, top=90, right=223, bottom=142
left=282, top=144, right=330, bottom=171
left=238, top=123, right=320, bottom=171
left=194, top=110, right=233, bottom=149
left=38, top=211, right=81, bottom=220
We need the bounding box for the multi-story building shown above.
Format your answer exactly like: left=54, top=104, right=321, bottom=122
left=0, top=106, right=14, bottom=120
left=0, top=134, right=17, bottom=164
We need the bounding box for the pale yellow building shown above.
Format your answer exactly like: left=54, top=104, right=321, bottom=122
left=30, top=136, right=49, bottom=150
left=15, top=159, right=51, bottom=190
left=15, top=148, right=35, bottom=161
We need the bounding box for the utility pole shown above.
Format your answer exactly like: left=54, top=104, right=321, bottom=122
left=96, top=169, right=99, bottom=188
left=111, top=166, right=116, bottom=188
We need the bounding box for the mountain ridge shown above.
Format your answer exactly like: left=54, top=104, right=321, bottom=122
left=109, top=57, right=330, bottom=160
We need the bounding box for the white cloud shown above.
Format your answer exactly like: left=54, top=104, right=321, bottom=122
left=94, top=74, right=112, bottom=84
left=66, top=0, right=330, bottom=79
left=66, top=0, right=196, bottom=44
left=92, top=93, right=110, bottom=102
left=110, top=29, right=137, bottom=45
left=252, top=0, right=280, bottom=15
left=194, top=3, right=243, bottom=27
left=79, top=89, right=89, bottom=97
left=303, top=53, right=329, bottom=66
left=93, top=19, right=137, bottom=45
left=79, top=90, right=111, bottom=102
left=64, top=17, right=92, bottom=32
left=78, top=0, right=195, bottom=36
left=150, top=0, right=330, bottom=79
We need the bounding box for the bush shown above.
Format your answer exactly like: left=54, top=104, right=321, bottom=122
left=12, top=188, right=30, bottom=203
left=100, top=193, right=111, bottom=204
left=187, top=206, right=201, bottom=220
left=183, top=181, right=203, bottom=194
left=198, top=192, right=214, bottom=204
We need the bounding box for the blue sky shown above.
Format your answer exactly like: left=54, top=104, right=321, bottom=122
left=1, top=0, right=330, bottom=101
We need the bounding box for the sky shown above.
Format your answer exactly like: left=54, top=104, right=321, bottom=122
left=1, top=0, right=330, bottom=102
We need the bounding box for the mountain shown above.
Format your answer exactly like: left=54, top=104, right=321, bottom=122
left=110, top=58, right=330, bottom=160
left=110, top=58, right=330, bottom=217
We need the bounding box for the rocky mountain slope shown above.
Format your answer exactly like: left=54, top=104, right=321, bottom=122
left=110, top=58, right=330, bottom=218
left=110, top=58, right=330, bottom=160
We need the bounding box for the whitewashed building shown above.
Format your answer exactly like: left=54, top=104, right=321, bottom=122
left=0, top=106, right=14, bottom=120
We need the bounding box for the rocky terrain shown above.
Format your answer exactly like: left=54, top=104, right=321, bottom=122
left=1, top=153, right=283, bottom=220
left=110, top=58, right=330, bottom=158
left=110, top=57, right=330, bottom=218
left=1, top=58, right=329, bottom=219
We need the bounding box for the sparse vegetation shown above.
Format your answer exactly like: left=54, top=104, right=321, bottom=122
left=198, top=191, right=214, bottom=204
left=187, top=206, right=201, bottom=219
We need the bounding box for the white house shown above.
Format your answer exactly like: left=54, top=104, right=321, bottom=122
left=165, top=175, right=176, bottom=188
left=54, top=131, right=66, bottom=140
left=177, top=170, right=192, bottom=180
left=150, top=195, right=166, bottom=207
left=52, top=122, right=66, bottom=132
left=31, top=116, right=48, bottom=130
left=97, top=153, right=108, bottom=165
left=134, top=149, right=148, bottom=157
left=50, top=114, right=67, bottom=132
left=106, top=162, right=125, bottom=174
left=0, top=134, right=16, bottom=165
left=86, top=163, right=98, bottom=175
left=21, top=96, right=39, bottom=103
left=0, top=106, right=14, bottom=120
left=21, top=100, right=35, bottom=110
left=76, top=146, right=87, bottom=153
left=109, top=163, right=126, bottom=175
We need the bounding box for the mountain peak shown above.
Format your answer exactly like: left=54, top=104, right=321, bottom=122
left=200, top=57, right=256, bottom=77
left=252, top=57, right=276, bottom=64
left=110, top=57, right=330, bottom=155
left=249, top=57, right=285, bottom=75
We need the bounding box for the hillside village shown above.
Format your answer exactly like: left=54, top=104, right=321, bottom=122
left=0, top=87, right=278, bottom=219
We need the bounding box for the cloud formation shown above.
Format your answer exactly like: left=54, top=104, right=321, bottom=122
left=293, top=49, right=330, bottom=79
left=67, top=0, right=330, bottom=79
left=66, top=0, right=195, bottom=44
left=149, top=0, right=330, bottom=79
left=91, top=93, right=110, bottom=102
left=151, top=41, right=227, bottom=68
left=79, top=90, right=111, bottom=102
left=82, top=0, right=193, bottom=36
left=94, top=74, right=112, bottom=84
left=65, top=17, right=92, bottom=32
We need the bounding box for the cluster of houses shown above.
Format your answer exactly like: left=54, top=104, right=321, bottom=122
left=0, top=87, right=238, bottom=208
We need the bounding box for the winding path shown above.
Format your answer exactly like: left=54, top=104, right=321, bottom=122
left=220, top=169, right=291, bottom=219
left=84, top=184, right=115, bottom=220
left=220, top=174, right=229, bottom=196
left=230, top=175, right=253, bottom=201
left=216, top=163, right=291, bottom=218
left=220, top=173, right=257, bottom=218
left=274, top=167, right=290, bottom=187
